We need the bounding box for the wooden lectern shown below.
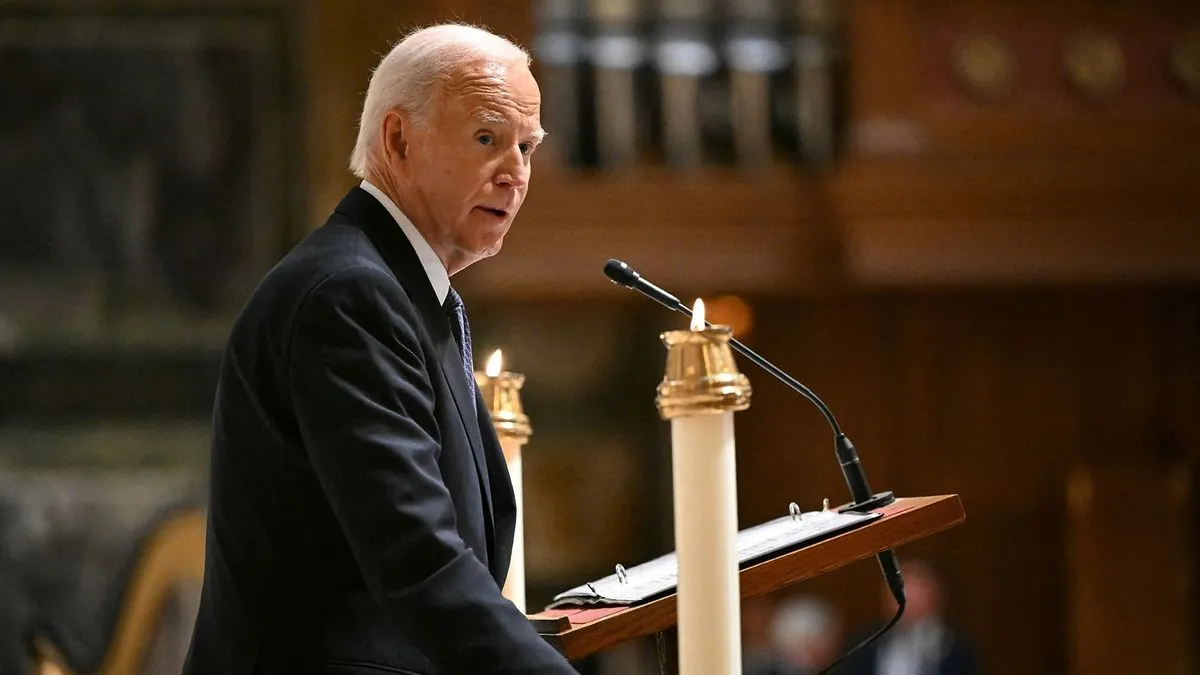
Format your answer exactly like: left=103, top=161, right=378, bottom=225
left=528, top=494, right=965, bottom=664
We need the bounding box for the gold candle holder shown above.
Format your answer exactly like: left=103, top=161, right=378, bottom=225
left=475, top=350, right=532, bottom=447
left=474, top=349, right=532, bottom=614
left=656, top=309, right=752, bottom=419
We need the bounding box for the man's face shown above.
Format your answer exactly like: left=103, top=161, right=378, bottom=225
left=398, top=59, right=543, bottom=273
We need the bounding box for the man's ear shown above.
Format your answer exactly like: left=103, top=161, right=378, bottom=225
left=380, top=109, right=408, bottom=163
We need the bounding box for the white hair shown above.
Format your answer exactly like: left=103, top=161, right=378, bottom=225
left=348, top=23, right=531, bottom=178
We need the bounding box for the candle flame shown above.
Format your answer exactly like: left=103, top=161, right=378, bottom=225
left=486, top=349, right=503, bottom=377
left=690, top=298, right=706, bottom=331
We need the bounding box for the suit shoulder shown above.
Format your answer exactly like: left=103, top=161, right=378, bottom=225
left=227, top=220, right=410, bottom=344
left=274, top=218, right=390, bottom=287
left=297, top=261, right=416, bottom=320
left=254, top=218, right=396, bottom=299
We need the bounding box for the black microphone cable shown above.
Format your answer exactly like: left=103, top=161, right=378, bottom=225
left=817, top=597, right=905, bottom=674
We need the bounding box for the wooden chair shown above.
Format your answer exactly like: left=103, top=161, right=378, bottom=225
left=29, top=509, right=206, bottom=675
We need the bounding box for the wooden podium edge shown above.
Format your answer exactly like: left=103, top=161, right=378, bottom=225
left=529, top=494, right=966, bottom=660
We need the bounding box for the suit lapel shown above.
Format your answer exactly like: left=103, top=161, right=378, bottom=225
left=334, top=187, right=496, bottom=559
left=436, top=342, right=495, bottom=527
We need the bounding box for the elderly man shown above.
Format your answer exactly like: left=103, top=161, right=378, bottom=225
left=183, top=24, right=579, bottom=675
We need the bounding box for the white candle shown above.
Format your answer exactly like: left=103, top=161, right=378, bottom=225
left=501, top=444, right=526, bottom=613
left=657, top=299, right=750, bottom=675
left=672, top=410, right=742, bottom=674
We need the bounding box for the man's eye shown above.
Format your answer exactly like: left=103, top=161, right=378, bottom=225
left=519, top=142, right=534, bottom=155
left=478, top=135, right=493, bottom=146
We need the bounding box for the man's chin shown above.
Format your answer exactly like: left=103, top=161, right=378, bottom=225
left=476, top=242, right=503, bottom=260
left=473, top=231, right=507, bottom=258
left=453, top=237, right=505, bottom=269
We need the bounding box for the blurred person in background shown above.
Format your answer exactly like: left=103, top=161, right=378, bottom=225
left=751, top=595, right=843, bottom=675
left=742, top=595, right=781, bottom=675
left=847, top=560, right=978, bottom=675
left=739, top=593, right=844, bottom=672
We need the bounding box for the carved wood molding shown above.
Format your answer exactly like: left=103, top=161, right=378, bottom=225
left=848, top=0, right=1200, bottom=159
left=840, top=216, right=1200, bottom=286
left=831, top=157, right=1200, bottom=286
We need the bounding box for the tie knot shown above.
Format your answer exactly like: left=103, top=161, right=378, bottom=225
left=443, top=287, right=464, bottom=315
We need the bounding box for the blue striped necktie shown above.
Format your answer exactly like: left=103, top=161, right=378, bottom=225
left=443, top=287, right=476, bottom=412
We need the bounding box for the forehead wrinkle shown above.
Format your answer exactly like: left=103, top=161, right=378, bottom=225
left=441, top=59, right=517, bottom=102
left=441, top=59, right=542, bottom=129
left=453, top=85, right=540, bottom=118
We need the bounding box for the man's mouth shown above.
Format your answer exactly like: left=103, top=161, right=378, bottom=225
left=477, top=206, right=508, bottom=218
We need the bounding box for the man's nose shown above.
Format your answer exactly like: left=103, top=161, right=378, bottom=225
left=494, top=147, right=529, bottom=188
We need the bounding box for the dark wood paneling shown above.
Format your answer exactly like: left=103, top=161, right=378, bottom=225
left=848, top=0, right=1200, bottom=159
left=839, top=0, right=1200, bottom=287
left=737, top=288, right=1200, bottom=675
left=1068, top=462, right=1196, bottom=675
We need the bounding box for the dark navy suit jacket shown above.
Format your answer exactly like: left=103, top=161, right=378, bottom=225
left=183, top=187, right=578, bottom=675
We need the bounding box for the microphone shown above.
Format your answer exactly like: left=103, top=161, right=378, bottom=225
left=603, top=258, right=906, bottom=610
left=603, top=259, right=683, bottom=312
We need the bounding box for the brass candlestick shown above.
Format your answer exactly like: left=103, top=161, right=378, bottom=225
left=656, top=323, right=752, bottom=419
left=474, top=349, right=532, bottom=613
left=475, top=353, right=533, bottom=449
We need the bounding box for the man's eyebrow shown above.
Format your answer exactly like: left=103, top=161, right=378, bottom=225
left=472, top=110, right=547, bottom=143
left=472, top=109, right=506, bottom=125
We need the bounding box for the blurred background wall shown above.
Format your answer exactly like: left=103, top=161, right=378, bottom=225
left=1, top=0, right=1197, bottom=674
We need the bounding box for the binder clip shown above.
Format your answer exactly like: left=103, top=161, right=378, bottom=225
left=789, top=502, right=802, bottom=521
left=615, top=564, right=628, bottom=584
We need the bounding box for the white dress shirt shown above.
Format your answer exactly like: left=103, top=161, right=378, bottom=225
left=359, top=179, right=450, bottom=305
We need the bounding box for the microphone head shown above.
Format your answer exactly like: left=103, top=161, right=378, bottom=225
left=603, top=259, right=640, bottom=287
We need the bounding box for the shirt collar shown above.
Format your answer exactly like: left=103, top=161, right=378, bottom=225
left=359, top=179, right=450, bottom=305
